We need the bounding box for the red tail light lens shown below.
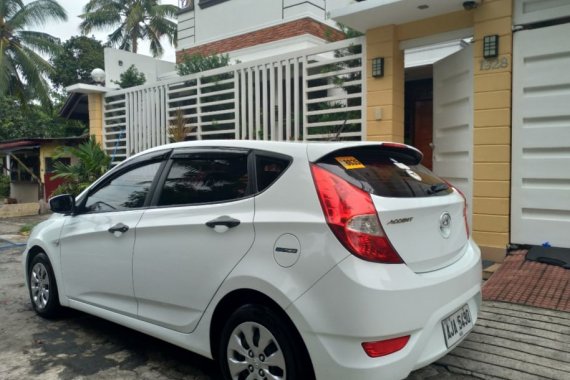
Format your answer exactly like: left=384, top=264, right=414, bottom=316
left=362, top=335, right=410, bottom=357
left=310, top=164, right=402, bottom=263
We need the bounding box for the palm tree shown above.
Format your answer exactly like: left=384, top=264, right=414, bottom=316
left=0, top=0, right=67, bottom=106
left=79, top=0, right=179, bottom=58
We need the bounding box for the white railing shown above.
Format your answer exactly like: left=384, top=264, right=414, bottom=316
left=103, top=37, right=365, bottom=163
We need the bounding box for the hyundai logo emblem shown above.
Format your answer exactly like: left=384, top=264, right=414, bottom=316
left=440, top=212, right=452, bottom=238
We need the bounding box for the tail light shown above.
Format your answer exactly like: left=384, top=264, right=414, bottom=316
left=310, top=164, right=402, bottom=263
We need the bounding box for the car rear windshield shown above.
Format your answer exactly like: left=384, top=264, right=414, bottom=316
left=316, top=146, right=453, bottom=198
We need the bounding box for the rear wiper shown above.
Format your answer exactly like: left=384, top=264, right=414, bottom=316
left=427, top=182, right=449, bottom=195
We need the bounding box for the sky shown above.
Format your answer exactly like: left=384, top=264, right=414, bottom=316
left=41, top=0, right=180, bottom=63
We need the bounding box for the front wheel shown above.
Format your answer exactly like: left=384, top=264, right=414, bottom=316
left=28, top=252, right=63, bottom=318
left=219, top=304, right=312, bottom=380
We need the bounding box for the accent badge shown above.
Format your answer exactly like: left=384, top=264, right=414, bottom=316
left=440, top=212, right=452, bottom=239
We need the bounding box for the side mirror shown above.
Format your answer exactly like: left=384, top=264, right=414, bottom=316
left=49, top=194, right=75, bottom=214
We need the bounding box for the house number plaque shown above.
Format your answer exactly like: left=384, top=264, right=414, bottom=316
left=479, top=56, right=509, bottom=71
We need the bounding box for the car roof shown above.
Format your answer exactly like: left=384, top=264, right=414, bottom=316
left=127, top=140, right=421, bottom=162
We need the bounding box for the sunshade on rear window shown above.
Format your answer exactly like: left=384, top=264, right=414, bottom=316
left=316, top=146, right=453, bottom=198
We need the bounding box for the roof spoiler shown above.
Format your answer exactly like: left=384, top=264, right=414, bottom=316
left=308, top=142, right=424, bottom=166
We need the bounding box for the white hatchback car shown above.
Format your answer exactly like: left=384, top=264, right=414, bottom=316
left=24, top=140, right=481, bottom=380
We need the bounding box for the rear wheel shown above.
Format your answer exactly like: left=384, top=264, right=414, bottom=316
left=219, top=304, right=311, bottom=380
left=28, top=253, right=62, bottom=318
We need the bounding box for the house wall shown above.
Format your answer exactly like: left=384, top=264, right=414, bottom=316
left=364, top=0, right=513, bottom=260
left=10, top=182, right=38, bottom=203
left=176, top=17, right=345, bottom=61
left=104, top=48, right=176, bottom=87
left=176, top=0, right=351, bottom=62
left=88, top=94, right=104, bottom=145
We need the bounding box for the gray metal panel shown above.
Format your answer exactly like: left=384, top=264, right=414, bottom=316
left=511, top=23, right=570, bottom=247
left=514, top=0, right=570, bottom=25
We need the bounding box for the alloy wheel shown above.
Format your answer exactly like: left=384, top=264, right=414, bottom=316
left=30, top=263, right=50, bottom=310
left=226, top=321, right=286, bottom=380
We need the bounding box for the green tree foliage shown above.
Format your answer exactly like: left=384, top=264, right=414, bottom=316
left=0, top=96, right=86, bottom=141
left=176, top=53, right=231, bottom=76
left=79, top=0, right=178, bottom=57
left=112, top=64, right=146, bottom=88
left=49, top=36, right=105, bottom=91
left=52, top=136, right=111, bottom=196
left=0, top=0, right=67, bottom=107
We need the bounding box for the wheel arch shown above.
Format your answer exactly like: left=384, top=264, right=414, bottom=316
left=26, top=245, right=47, bottom=275
left=209, top=288, right=315, bottom=379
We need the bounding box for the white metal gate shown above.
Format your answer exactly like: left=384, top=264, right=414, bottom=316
left=103, top=37, right=366, bottom=164
left=433, top=45, right=474, bottom=224
left=511, top=23, right=570, bottom=247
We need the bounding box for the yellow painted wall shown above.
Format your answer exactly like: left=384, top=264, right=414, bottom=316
left=366, top=25, right=405, bottom=142
left=472, top=0, right=512, bottom=255
left=365, top=0, right=513, bottom=258
left=39, top=143, right=77, bottom=180
left=88, top=93, right=104, bottom=144
left=39, top=143, right=58, bottom=180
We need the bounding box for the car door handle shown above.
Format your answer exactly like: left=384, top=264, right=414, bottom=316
left=206, top=216, right=241, bottom=230
left=108, top=223, right=129, bottom=234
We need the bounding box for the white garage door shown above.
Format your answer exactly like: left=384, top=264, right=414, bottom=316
left=433, top=45, right=474, bottom=225
left=511, top=23, right=570, bottom=247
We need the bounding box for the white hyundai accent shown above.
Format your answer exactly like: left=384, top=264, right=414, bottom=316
left=24, top=140, right=481, bottom=380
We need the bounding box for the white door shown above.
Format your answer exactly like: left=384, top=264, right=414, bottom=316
left=60, top=160, right=163, bottom=316
left=433, top=45, right=474, bottom=224
left=133, top=150, right=255, bottom=333
left=511, top=23, right=570, bottom=247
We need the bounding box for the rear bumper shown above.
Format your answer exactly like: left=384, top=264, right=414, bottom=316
left=287, top=239, right=482, bottom=380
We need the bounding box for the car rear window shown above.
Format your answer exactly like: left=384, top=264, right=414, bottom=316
left=316, top=146, right=453, bottom=198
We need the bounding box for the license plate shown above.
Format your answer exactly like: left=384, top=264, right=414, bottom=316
left=442, top=304, right=473, bottom=348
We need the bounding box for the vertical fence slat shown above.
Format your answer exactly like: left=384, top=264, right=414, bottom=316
left=262, top=65, right=269, bottom=141
left=294, top=58, right=300, bottom=142
left=302, top=56, right=308, bottom=141
left=285, top=60, right=292, bottom=141
left=269, top=63, right=276, bottom=140
left=255, top=66, right=261, bottom=140
left=277, top=62, right=284, bottom=141
left=247, top=69, right=254, bottom=140
left=234, top=71, right=240, bottom=139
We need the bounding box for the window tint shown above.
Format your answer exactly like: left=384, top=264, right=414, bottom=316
left=158, top=154, right=248, bottom=206
left=84, top=162, right=161, bottom=212
left=256, top=155, right=290, bottom=192
left=317, top=147, right=453, bottom=198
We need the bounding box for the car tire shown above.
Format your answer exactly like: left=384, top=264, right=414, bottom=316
left=28, top=252, right=63, bottom=319
left=219, top=304, right=312, bottom=380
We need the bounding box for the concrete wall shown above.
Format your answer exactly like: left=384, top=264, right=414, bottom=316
left=88, top=94, right=104, bottom=145
left=104, top=48, right=176, bottom=87
left=177, top=0, right=351, bottom=60
left=364, top=0, right=513, bottom=259
left=9, top=182, right=38, bottom=203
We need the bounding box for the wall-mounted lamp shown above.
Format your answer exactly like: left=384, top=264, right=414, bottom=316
left=483, top=35, right=499, bottom=58
left=372, top=57, right=384, bottom=78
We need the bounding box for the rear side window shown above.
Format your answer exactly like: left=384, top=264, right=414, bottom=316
left=256, top=155, right=290, bottom=192
left=158, top=154, right=249, bottom=206
left=316, top=147, right=452, bottom=198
